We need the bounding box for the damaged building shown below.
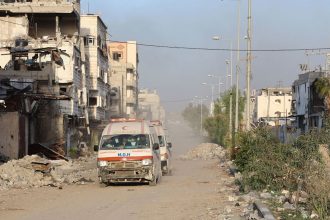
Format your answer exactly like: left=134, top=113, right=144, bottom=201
left=0, top=0, right=89, bottom=159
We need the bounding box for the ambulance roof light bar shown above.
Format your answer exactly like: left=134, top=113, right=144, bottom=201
left=110, top=118, right=144, bottom=123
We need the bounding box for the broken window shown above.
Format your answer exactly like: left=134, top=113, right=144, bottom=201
left=112, top=52, right=122, bottom=61
left=89, top=97, right=97, bottom=106
left=60, top=87, right=67, bottom=93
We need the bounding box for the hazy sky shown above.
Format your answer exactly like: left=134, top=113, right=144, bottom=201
left=82, top=0, right=330, bottom=111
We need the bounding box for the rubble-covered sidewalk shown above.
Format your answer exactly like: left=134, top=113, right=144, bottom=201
left=0, top=154, right=98, bottom=190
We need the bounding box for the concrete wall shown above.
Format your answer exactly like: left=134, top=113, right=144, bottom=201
left=0, top=112, right=27, bottom=159
left=108, top=41, right=138, bottom=70
left=255, top=94, right=292, bottom=120
left=127, top=41, right=138, bottom=70
left=295, top=83, right=309, bottom=116
left=0, top=16, right=28, bottom=41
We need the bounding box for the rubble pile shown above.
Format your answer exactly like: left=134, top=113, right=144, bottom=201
left=180, top=143, right=226, bottom=160
left=0, top=153, right=9, bottom=164
left=0, top=154, right=97, bottom=190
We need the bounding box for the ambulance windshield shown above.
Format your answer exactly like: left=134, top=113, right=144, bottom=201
left=100, top=134, right=150, bottom=150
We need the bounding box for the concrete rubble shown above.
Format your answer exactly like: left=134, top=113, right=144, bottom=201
left=0, top=154, right=97, bottom=190
left=180, top=143, right=226, bottom=160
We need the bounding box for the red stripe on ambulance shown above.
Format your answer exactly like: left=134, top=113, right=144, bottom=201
left=98, top=156, right=153, bottom=161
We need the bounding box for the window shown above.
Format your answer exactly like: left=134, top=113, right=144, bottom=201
left=60, top=87, right=67, bottom=93
left=97, top=35, right=101, bottom=47
left=112, top=52, right=122, bottom=61
left=89, top=97, right=97, bottom=106
left=99, top=69, right=104, bottom=80
left=275, top=111, right=281, bottom=117
left=100, top=134, right=150, bottom=150
left=84, top=36, right=95, bottom=46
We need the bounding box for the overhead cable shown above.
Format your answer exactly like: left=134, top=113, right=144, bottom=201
left=108, top=40, right=330, bottom=53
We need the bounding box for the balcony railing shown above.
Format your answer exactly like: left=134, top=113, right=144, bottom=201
left=88, top=106, right=105, bottom=121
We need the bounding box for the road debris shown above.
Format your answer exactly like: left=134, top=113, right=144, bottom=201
left=0, top=154, right=97, bottom=190
left=180, top=143, right=226, bottom=160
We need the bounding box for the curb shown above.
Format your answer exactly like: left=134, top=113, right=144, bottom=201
left=253, top=201, right=276, bottom=220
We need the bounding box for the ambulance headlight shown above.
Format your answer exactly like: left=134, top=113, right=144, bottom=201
left=142, top=159, right=153, bottom=166
left=98, top=161, right=108, bottom=167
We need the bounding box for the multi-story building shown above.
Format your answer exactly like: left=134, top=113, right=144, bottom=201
left=80, top=14, right=110, bottom=146
left=138, top=89, right=165, bottom=122
left=0, top=0, right=87, bottom=158
left=253, top=88, right=292, bottom=126
left=108, top=41, right=138, bottom=118
left=292, top=71, right=328, bottom=133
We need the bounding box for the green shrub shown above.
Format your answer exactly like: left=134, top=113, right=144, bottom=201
left=235, top=122, right=330, bottom=218
left=235, top=128, right=321, bottom=191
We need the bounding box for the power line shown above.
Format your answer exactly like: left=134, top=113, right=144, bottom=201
left=108, top=40, right=330, bottom=53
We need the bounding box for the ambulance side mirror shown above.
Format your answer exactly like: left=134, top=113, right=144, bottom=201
left=153, top=143, right=160, bottom=151
left=94, top=145, right=99, bottom=152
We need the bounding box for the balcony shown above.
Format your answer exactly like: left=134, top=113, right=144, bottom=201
left=88, top=106, right=105, bottom=121
left=89, top=76, right=106, bottom=91
left=0, top=61, right=56, bottom=81
left=126, top=96, right=136, bottom=104
left=126, top=79, right=136, bottom=88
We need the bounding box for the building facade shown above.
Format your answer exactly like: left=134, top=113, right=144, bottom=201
left=108, top=41, right=138, bottom=118
left=292, top=71, right=328, bottom=133
left=253, top=88, right=292, bottom=126
left=80, top=14, right=110, bottom=146
left=138, top=89, right=165, bottom=123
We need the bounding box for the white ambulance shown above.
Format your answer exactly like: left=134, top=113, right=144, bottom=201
left=97, top=119, right=162, bottom=186
left=150, top=120, right=172, bottom=175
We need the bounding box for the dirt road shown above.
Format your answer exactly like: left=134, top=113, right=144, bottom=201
left=0, top=115, right=244, bottom=220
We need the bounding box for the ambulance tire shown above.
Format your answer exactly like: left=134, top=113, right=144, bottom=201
left=99, top=182, right=108, bottom=188
left=149, top=178, right=157, bottom=186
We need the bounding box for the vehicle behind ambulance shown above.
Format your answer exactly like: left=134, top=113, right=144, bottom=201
left=97, top=118, right=162, bottom=186
left=150, top=120, right=172, bottom=175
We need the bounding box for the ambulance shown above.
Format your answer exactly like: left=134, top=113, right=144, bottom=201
left=150, top=120, right=172, bottom=175
left=97, top=118, right=162, bottom=186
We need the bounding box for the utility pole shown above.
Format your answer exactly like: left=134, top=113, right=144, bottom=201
left=227, top=55, right=233, bottom=139
left=234, top=0, right=241, bottom=134
left=246, top=0, right=252, bottom=130
left=200, top=97, right=203, bottom=134
left=195, top=96, right=207, bottom=135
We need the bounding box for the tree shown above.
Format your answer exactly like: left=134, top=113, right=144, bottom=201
left=203, top=87, right=245, bottom=147
left=315, top=77, right=330, bottom=114
left=182, top=103, right=209, bottom=133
